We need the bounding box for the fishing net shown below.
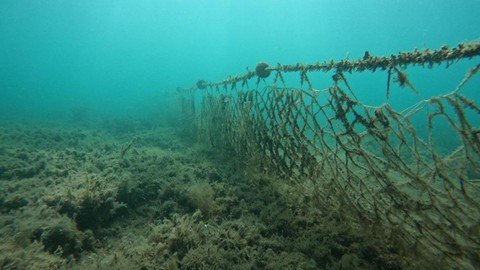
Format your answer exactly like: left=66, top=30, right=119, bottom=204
left=178, top=42, right=480, bottom=268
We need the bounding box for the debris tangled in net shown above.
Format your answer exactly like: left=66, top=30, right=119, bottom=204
left=180, top=42, right=480, bottom=269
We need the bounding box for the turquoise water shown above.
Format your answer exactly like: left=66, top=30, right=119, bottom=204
left=1, top=0, right=479, bottom=122
left=1, top=2, right=480, bottom=268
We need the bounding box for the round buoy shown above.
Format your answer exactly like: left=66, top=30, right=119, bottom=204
left=255, top=62, right=271, bottom=78
left=196, top=80, right=207, bottom=89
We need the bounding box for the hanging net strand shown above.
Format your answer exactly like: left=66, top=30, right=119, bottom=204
left=180, top=40, right=480, bottom=269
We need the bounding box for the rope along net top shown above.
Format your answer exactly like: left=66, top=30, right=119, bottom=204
left=179, top=42, right=480, bottom=268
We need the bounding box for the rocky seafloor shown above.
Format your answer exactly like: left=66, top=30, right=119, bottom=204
left=0, top=120, right=405, bottom=269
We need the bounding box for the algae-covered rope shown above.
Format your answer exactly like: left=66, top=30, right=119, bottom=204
left=192, top=41, right=480, bottom=91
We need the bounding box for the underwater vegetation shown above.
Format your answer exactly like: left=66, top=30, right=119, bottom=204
left=0, top=123, right=406, bottom=269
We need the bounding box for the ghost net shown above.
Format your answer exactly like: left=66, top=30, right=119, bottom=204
left=179, top=42, right=480, bottom=268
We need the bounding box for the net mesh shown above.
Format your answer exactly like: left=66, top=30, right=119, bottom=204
left=179, top=42, right=480, bottom=268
